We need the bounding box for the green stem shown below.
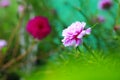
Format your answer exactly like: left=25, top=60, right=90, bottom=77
left=75, top=47, right=82, bottom=58
left=108, top=10, right=116, bottom=27
left=83, top=42, right=97, bottom=60
left=91, top=23, right=99, bottom=29
left=116, top=1, right=120, bottom=24
left=1, top=40, right=37, bottom=70
left=76, top=47, right=81, bottom=52
left=65, top=2, right=89, bottom=21
left=76, top=8, right=88, bottom=21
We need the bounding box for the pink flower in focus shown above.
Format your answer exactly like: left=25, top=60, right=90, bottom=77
left=98, top=0, right=112, bottom=10
left=0, top=40, right=7, bottom=50
left=62, top=21, right=91, bottom=47
left=0, top=0, right=10, bottom=7
left=18, top=5, right=24, bottom=14
left=26, top=16, right=51, bottom=40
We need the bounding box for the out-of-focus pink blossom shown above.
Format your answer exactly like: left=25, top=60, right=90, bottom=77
left=97, top=16, right=105, bottom=22
left=0, top=0, right=10, bottom=7
left=0, top=40, right=7, bottom=50
left=98, top=0, right=112, bottom=10
left=18, top=5, right=25, bottom=14
left=62, top=21, right=91, bottom=47
left=92, top=16, right=105, bottom=23
left=26, top=16, right=51, bottom=40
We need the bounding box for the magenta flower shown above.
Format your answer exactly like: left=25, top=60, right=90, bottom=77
left=62, top=21, right=91, bottom=47
left=0, top=40, right=7, bottom=50
left=0, top=0, right=10, bottom=7
left=18, top=5, right=25, bottom=14
left=98, top=0, right=112, bottom=10
left=26, top=16, right=51, bottom=40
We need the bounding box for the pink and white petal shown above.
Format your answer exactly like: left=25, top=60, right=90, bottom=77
left=70, top=39, right=76, bottom=46
left=63, top=39, right=76, bottom=47
left=85, top=28, right=91, bottom=34
left=75, top=21, right=81, bottom=27
left=75, top=39, right=82, bottom=47
left=62, top=29, right=68, bottom=36
left=77, top=30, right=86, bottom=38
left=0, top=40, right=7, bottom=50
left=62, top=29, right=73, bottom=37
left=81, top=22, right=86, bottom=29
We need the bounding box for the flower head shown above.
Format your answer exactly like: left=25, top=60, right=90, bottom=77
left=0, top=40, right=7, bottom=50
left=62, top=21, right=91, bottom=47
left=92, top=15, right=105, bottom=23
left=98, top=0, right=112, bottom=10
left=97, top=16, right=105, bottom=22
left=26, top=16, right=51, bottom=40
left=0, top=0, right=10, bottom=7
left=18, top=5, right=25, bottom=14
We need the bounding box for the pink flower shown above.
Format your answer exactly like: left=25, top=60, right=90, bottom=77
left=62, top=21, right=91, bottom=47
left=97, top=16, right=105, bottom=22
left=26, top=16, right=51, bottom=40
left=0, top=40, right=7, bottom=50
left=0, top=0, right=10, bottom=7
left=92, top=16, right=105, bottom=23
left=18, top=5, right=25, bottom=14
left=98, top=0, right=112, bottom=10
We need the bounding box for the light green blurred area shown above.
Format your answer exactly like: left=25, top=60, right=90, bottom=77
left=24, top=59, right=120, bottom=80
left=23, top=50, right=120, bottom=80
left=0, top=0, right=18, bottom=39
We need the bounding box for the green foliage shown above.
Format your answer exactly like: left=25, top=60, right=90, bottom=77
left=0, top=0, right=120, bottom=79
left=23, top=50, right=120, bottom=80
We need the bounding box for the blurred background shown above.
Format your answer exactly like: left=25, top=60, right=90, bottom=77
left=0, top=0, right=120, bottom=80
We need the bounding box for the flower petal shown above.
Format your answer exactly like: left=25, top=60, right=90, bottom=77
left=77, top=31, right=86, bottom=38
left=81, top=22, right=86, bottom=29
left=75, top=39, right=82, bottom=47
left=62, top=38, right=76, bottom=47
left=85, top=28, right=91, bottom=34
